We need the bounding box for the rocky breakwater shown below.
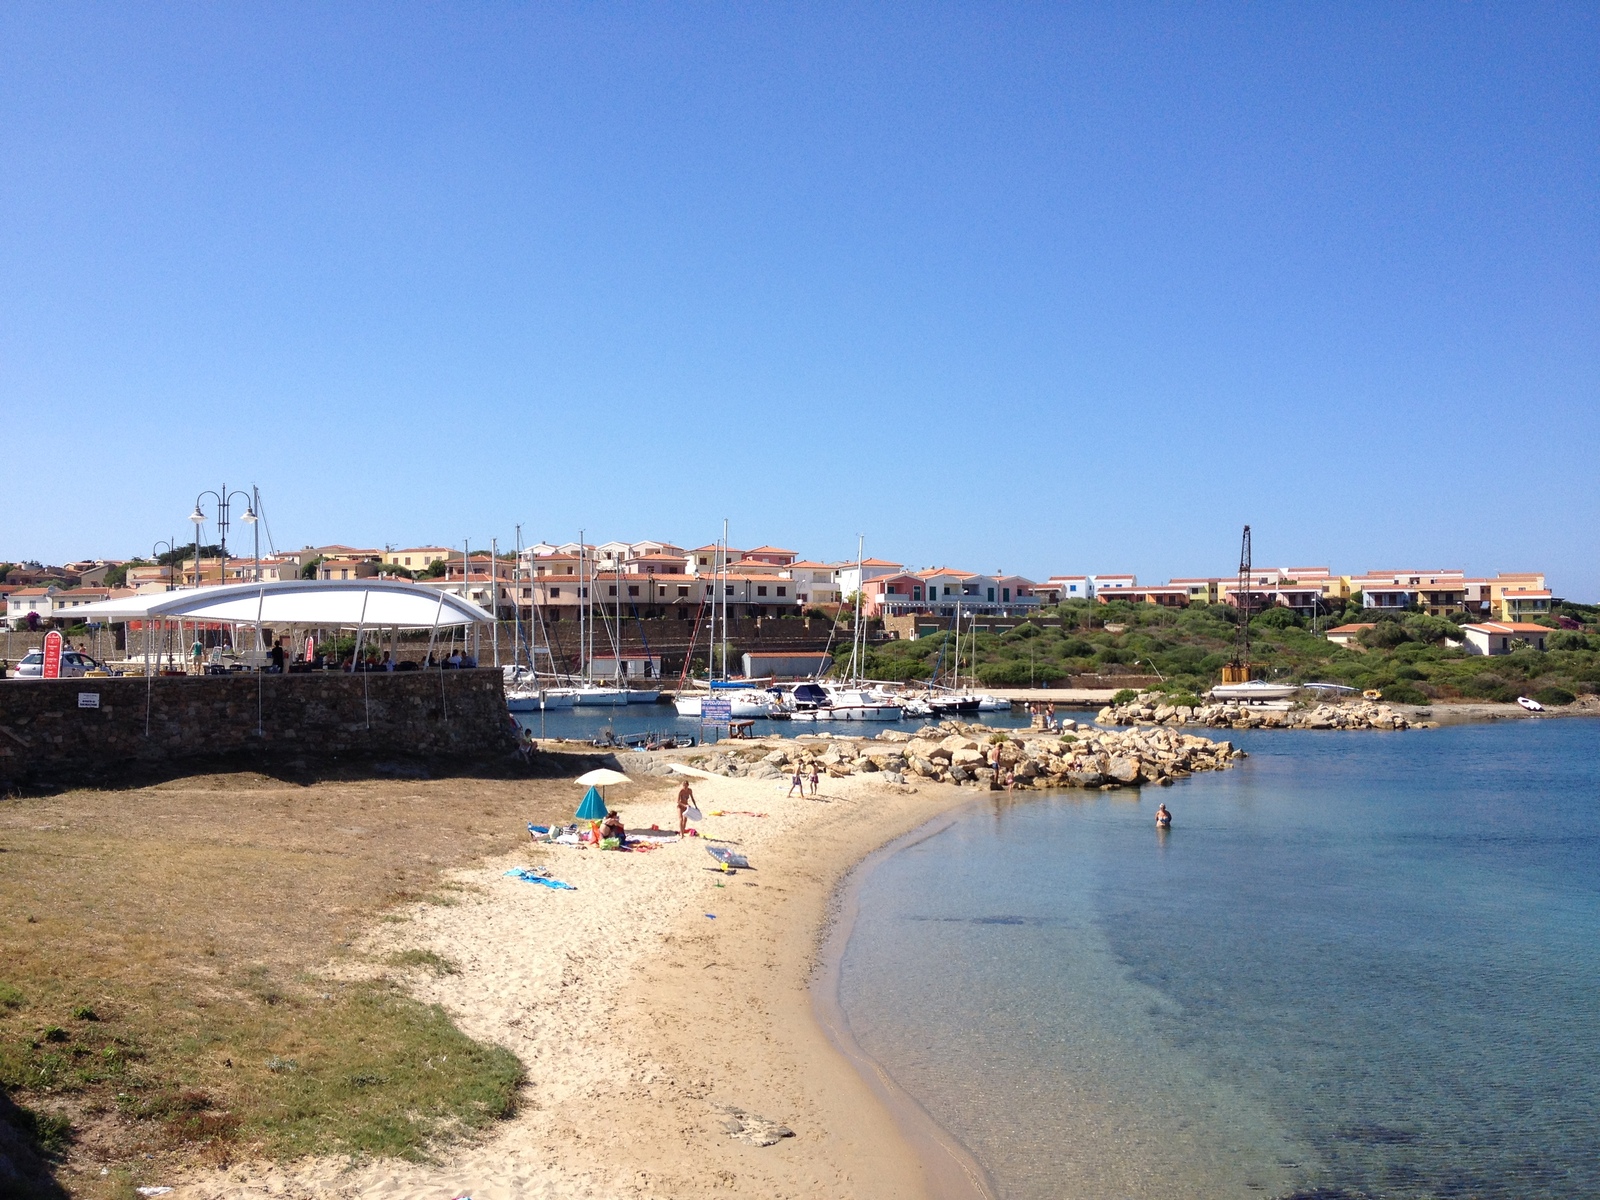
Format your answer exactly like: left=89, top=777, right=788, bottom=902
left=1098, top=694, right=1412, bottom=731
left=673, top=720, right=1243, bottom=791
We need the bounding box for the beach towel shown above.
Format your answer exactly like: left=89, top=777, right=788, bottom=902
left=504, top=868, right=577, bottom=891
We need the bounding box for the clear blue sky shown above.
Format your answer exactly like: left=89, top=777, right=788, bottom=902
left=2, top=4, right=1595, bottom=596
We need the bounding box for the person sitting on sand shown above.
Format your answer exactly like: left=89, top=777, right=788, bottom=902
left=677, top=781, right=696, bottom=835
left=600, top=810, right=626, bottom=845
left=1155, top=803, right=1172, bottom=828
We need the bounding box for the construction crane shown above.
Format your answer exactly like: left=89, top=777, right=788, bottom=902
left=1223, top=525, right=1254, bottom=684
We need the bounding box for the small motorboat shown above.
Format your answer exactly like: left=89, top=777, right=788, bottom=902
left=1211, top=680, right=1299, bottom=702
left=1517, top=696, right=1545, bottom=712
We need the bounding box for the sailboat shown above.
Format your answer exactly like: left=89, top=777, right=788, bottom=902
left=792, top=537, right=902, bottom=722
left=673, top=523, right=775, bottom=718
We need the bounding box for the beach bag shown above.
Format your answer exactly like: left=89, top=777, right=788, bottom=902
left=685, top=803, right=703, bottom=822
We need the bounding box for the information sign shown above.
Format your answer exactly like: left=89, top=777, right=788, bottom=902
left=42, top=630, right=63, bottom=679
left=701, top=697, right=733, bottom=722
left=78, top=693, right=100, bottom=709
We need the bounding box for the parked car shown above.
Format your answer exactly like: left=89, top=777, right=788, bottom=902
left=12, top=649, right=116, bottom=678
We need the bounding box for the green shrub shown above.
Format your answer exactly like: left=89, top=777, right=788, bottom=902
left=1461, top=673, right=1518, bottom=703
left=1252, top=606, right=1301, bottom=630
left=1532, top=687, right=1576, bottom=707
left=1359, top=622, right=1412, bottom=650
left=1110, top=688, right=1139, bottom=704
left=1548, top=631, right=1593, bottom=652
left=1380, top=682, right=1429, bottom=705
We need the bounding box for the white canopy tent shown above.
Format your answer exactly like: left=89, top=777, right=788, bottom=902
left=64, top=580, right=495, bottom=680
left=62, top=582, right=498, bottom=737
left=63, top=579, right=494, bottom=629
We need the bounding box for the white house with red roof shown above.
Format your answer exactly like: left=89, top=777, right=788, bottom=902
left=834, top=557, right=903, bottom=598
left=1461, top=621, right=1553, bottom=655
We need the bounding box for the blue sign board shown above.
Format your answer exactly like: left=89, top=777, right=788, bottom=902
left=701, top=698, right=733, bottom=722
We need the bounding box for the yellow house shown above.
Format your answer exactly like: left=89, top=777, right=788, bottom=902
left=1498, top=588, right=1552, bottom=622
left=385, top=547, right=455, bottom=570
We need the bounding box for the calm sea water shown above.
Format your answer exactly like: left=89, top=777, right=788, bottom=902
left=837, top=719, right=1600, bottom=1200
left=513, top=703, right=1064, bottom=742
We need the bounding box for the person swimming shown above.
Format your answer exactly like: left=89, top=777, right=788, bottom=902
left=1155, top=803, right=1172, bottom=828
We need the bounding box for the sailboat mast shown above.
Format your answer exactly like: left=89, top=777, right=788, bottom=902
left=720, top=518, right=729, bottom=680
left=512, top=525, right=522, bottom=672
left=578, top=529, right=587, bottom=683
left=491, top=537, right=499, bottom=670
left=849, top=534, right=864, bottom=682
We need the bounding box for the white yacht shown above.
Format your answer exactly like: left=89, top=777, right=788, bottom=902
left=674, top=688, right=776, bottom=718
left=1209, top=680, right=1298, bottom=702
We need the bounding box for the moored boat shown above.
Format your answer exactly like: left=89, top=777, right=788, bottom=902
left=1209, top=680, right=1298, bottom=702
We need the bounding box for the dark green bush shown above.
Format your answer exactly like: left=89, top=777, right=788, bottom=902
left=1252, top=607, right=1301, bottom=630
left=1360, top=622, right=1412, bottom=650
left=1380, top=682, right=1429, bottom=705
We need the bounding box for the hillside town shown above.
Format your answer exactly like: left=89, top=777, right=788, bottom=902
left=0, top=541, right=1561, bottom=660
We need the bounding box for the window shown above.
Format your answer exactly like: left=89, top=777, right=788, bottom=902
left=608, top=586, right=617, bottom=596
left=404, top=557, right=412, bottom=566
left=678, top=586, right=689, bottom=597
left=1002, top=588, right=1010, bottom=601
left=628, top=586, right=639, bottom=597
left=757, top=586, right=768, bottom=597
left=725, top=585, right=734, bottom=596
left=550, top=587, right=560, bottom=597
left=777, top=586, right=786, bottom=596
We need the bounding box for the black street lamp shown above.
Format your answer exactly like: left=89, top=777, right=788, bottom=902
left=189, top=484, right=260, bottom=586
left=152, top=539, right=178, bottom=591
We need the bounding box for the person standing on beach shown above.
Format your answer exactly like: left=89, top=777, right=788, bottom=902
left=788, top=765, right=804, bottom=797
left=808, top=763, right=820, bottom=795
left=677, top=781, right=696, bottom=835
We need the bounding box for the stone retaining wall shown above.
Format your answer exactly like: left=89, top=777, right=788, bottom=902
left=0, top=668, right=514, bottom=788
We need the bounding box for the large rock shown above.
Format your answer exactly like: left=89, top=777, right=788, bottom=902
left=951, top=747, right=985, bottom=767
left=1106, top=756, right=1142, bottom=784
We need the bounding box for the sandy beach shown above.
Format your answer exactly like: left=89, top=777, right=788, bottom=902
left=167, top=753, right=984, bottom=1200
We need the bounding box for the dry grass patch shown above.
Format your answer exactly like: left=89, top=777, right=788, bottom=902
left=0, top=767, right=672, bottom=1197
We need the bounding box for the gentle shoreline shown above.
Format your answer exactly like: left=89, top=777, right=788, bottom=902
left=172, top=753, right=992, bottom=1199
left=812, top=804, right=998, bottom=1200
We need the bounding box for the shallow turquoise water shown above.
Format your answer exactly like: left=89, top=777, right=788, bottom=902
left=837, top=719, right=1600, bottom=1199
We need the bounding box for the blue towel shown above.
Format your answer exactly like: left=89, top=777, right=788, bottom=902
left=504, top=868, right=576, bottom=891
